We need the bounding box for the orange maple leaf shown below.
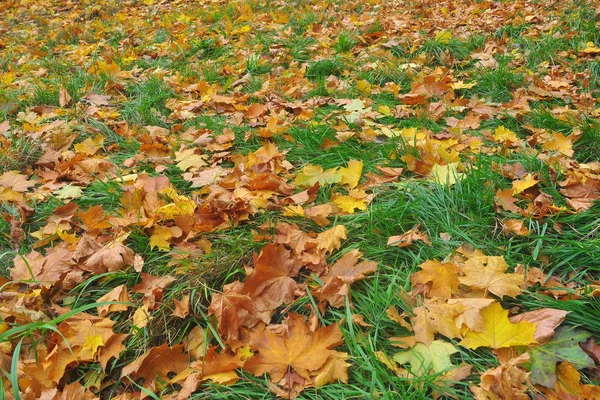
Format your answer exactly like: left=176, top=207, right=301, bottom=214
left=244, top=313, right=346, bottom=384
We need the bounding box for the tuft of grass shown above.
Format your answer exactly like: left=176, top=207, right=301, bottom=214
left=333, top=30, right=358, bottom=53
left=244, top=54, right=271, bottom=75
left=418, top=38, right=470, bottom=66
left=306, top=57, right=346, bottom=80
left=121, top=76, right=174, bottom=126
left=472, top=61, right=524, bottom=103
left=573, top=120, right=600, bottom=162
left=0, top=135, right=43, bottom=173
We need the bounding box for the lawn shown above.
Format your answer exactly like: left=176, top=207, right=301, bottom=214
left=1, top=0, right=600, bottom=398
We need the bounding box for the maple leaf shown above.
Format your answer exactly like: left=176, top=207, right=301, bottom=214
left=495, top=188, right=522, bottom=213
left=85, top=242, right=134, bottom=273
left=448, top=298, right=495, bottom=333
left=393, top=340, right=458, bottom=375
left=413, top=299, right=465, bottom=345
left=314, top=351, right=350, bottom=387
left=542, top=131, right=574, bottom=156
left=149, top=225, right=181, bottom=251
left=243, top=244, right=300, bottom=312
left=503, top=218, right=531, bottom=236
left=508, top=308, right=568, bottom=343
left=429, top=163, right=463, bottom=186
left=132, top=273, right=176, bottom=310
left=173, top=294, right=190, bottom=318
left=528, top=326, right=594, bottom=388
left=459, top=255, right=524, bottom=298
left=459, top=302, right=537, bottom=350
left=339, top=159, right=363, bottom=189
left=98, top=333, right=127, bottom=371
left=58, top=86, right=71, bottom=107
left=0, top=170, right=36, bottom=192
left=294, top=164, right=342, bottom=187
left=10, top=244, right=74, bottom=283
left=316, top=249, right=377, bottom=307
left=83, top=335, right=104, bottom=357
left=78, top=205, right=112, bottom=235
left=512, top=174, right=539, bottom=194
left=54, top=184, right=83, bottom=200
left=493, top=125, right=519, bottom=145
left=175, top=148, right=208, bottom=171
left=244, top=313, right=346, bottom=383
left=316, top=225, right=348, bottom=253
left=97, top=284, right=130, bottom=317
left=411, top=259, right=459, bottom=299
left=121, top=343, right=189, bottom=384
left=332, top=194, right=368, bottom=214
left=74, top=134, right=104, bottom=156
left=539, top=362, right=600, bottom=399
left=470, top=353, right=530, bottom=400
left=208, top=281, right=257, bottom=341
left=387, top=225, right=431, bottom=248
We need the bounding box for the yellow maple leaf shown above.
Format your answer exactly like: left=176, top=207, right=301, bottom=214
left=459, top=255, right=523, bottom=298
left=542, top=131, right=574, bottom=157
left=450, top=80, right=477, bottom=89
left=74, top=134, right=104, bottom=156
left=54, top=185, right=83, bottom=200
left=459, top=302, right=537, bottom=349
left=294, top=164, right=342, bottom=187
left=512, top=174, right=538, bottom=194
left=316, top=225, right=348, bottom=253
left=332, top=195, right=367, bottom=214
left=582, top=42, right=600, bottom=55
left=175, top=148, right=208, bottom=171
left=282, top=204, right=304, bottom=217
left=83, top=334, right=105, bottom=357
left=1, top=72, right=14, bottom=86
left=156, top=188, right=196, bottom=218
left=150, top=226, right=175, bottom=251
left=0, top=188, right=23, bottom=202
left=493, top=126, right=519, bottom=144
left=394, top=340, right=458, bottom=374
left=429, top=163, right=463, bottom=186
left=411, top=260, right=459, bottom=299
left=339, top=160, right=363, bottom=189
left=355, top=80, right=372, bottom=95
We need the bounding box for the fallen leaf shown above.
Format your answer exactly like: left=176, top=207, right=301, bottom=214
left=459, top=255, right=524, bottom=298
left=97, top=284, right=130, bottom=317
left=294, top=164, right=342, bottom=187
left=314, top=351, right=350, bottom=387
left=528, top=326, right=594, bottom=388
left=413, top=299, right=465, bottom=345
left=244, top=313, right=346, bottom=383
left=393, top=340, right=458, bottom=375
left=459, top=302, right=537, bottom=350
left=411, top=259, right=459, bottom=299
left=512, top=174, right=539, bottom=194
left=387, top=225, right=431, bottom=248
left=121, top=343, right=189, bottom=385
left=471, top=353, right=530, bottom=400
left=508, top=308, right=568, bottom=343
left=316, top=225, right=348, bottom=253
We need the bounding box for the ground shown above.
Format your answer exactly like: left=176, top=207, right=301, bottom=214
left=1, top=0, right=600, bottom=398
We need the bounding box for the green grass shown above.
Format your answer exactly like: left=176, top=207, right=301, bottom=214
left=306, top=57, right=346, bottom=80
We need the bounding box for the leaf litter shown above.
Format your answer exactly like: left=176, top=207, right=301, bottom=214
left=0, top=0, right=600, bottom=398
